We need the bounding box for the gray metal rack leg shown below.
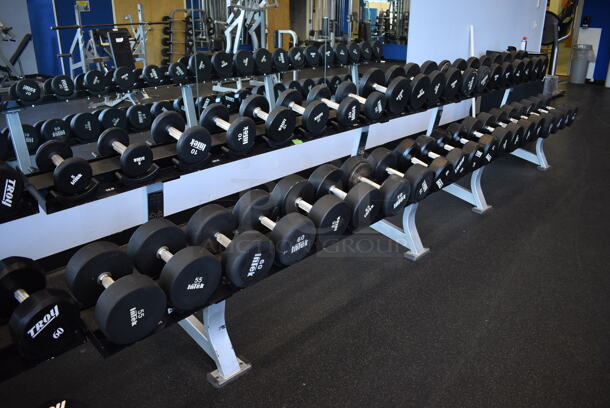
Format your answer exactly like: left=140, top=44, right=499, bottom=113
left=370, top=202, right=430, bottom=261
left=510, top=138, right=550, bottom=171
left=178, top=300, right=251, bottom=388
left=442, top=167, right=492, bottom=214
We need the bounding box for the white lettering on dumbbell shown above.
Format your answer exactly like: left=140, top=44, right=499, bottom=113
left=248, top=253, right=265, bottom=277
left=393, top=192, right=407, bottom=209
left=436, top=179, right=444, bottom=189
left=421, top=180, right=428, bottom=192
left=417, top=88, right=425, bottom=99
left=239, top=126, right=249, bottom=145
left=176, top=66, right=185, bottom=76
left=52, top=128, right=67, bottom=138
left=2, top=178, right=16, bottom=207
left=493, top=74, right=499, bottom=81
left=133, top=156, right=146, bottom=166
left=434, top=83, right=441, bottom=95
left=277, top=118, right=287, bottom=131
left=93, top=76, right=100, bottom=85
left=481, top=74, right=489, bottom=85
left=187, top=276, right=205, bottom=290
left=60, top=79, right=68, bottom=91
left=291, top=235, right=309, bottom=253
left=310, top=53, right=316, bottom=58
left=112, top=118, right=120, bottom=126
left=314, top=112, right=324, bottom=123
left=226, top=96, right=235, bottom=102
left=295, top=52, right=302, bottom=61
left=375, top=101, right=382, bottom=113
left=503, top=140, right=508, bottom=149
left=85, top=121, right=92, bottom=131
left=52, top=327, right=64, bottom=339
left=486, top=153, right=492, bottom=162
left=190, top=139, right=207, bottom=152
left=348, top=105, right=357, bottom=121
left=395, top=89, right=404, bottom=101
left=467, top=76, right=474, bottom=91
left=450, top=80, right=457, bottom=89
left=151, top=70, right=159, bottom=79
left=23, top=85, right=36, bottom=95
left=475, top=150, right=482, bottom=158
left=70, top=173, right=83, bottom=186
left=27, top=305, right=58, bottom=338
left=330, top=217, right=342, bottom=232
left=279, top=53, right=285, bottom=63
left=137, top=111, right=146, bottom=124
left=221, top=61, right=228, bottom=68
left=456, top=157, right=465, bottom=173
left=363, top=203, right=375, bottom=218
left=130, top=307, right=145, bottom=326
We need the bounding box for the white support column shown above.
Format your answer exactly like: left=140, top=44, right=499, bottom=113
left=370, top=203, right=430, bottom=261
left=178, top=301, right=251, bottom=388
left=510, top=138, right=550, bottom=171
left=442, top=167, right=492, bottom=214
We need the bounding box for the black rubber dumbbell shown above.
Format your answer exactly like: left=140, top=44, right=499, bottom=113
left=97, top=128, right=153, bottom=178
left=151, top=111, right=211, bottom=166
left=34, top=140, right=93, bottom=195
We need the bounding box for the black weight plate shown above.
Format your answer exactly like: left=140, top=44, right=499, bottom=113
left=253, top=48, right=273, bottom=74
left=51, top=75, right=75, bottom=98
left=272, top=48, right=291, bottom=72
left=126, top=105, right=152, bottom=132
left=142, top=65, right=164, bottom=86
left=99, top=108, right=127, bottom=130
left=14, top=79, right=41, bottom=103
left=40, top=119, right=70, bottom=143
left=189, top=53, right=213, bottom=81
left=70, top=113, right=101, bottom=143
left=84, top=70, right=107, bottom=94
left=211, top=51, right=234, bottom=78
left=113, top=67, right=135, bottom=91
left=233, top=50, right=254, bottom=76
left=304, top=45, right=321, bottom=67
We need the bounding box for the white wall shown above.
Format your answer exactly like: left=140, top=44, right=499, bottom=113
left=0, top=2, right=38, bottom=75
left=408, top=0, right=547, bottom=122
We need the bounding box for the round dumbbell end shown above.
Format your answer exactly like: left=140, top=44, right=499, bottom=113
left=302, top=101, right=329, bottom=135
left=405, top=165, right=434, bottom=202
left=308, top=194, right=351, bottom=237
left=265, top=107, right=295, bottom=143
left=223, top=231, right=275, bottom=288
left=0, top=256, right=46, bottom=319
left=270, top=213, right=316, bottom=266
left=232, top=189, right=274, bottom=232
left=121, top=143, right=153, bottom=178
left=127, top=218, right=187, bottom=278
left=226, top=117, right=256, bottom=153
left=10, top=289, right=83, bottom=360
left=54, top=157, right=92, bottom=195
left=187, top=204, right=236, bottom=246
left=158, top=246, right=221, bottom=311
left=345, top=183, right=382, bottom=230
left=380, top=176, right=411, bottom=217
left=65, top=241, right=133, bottom=307
left=176, top=126, right=211, bottom=165
left=95, top=273, right=166, bottom=345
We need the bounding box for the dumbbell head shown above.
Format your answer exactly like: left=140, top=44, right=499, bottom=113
left=427, top=70, right=447, bottom=106
left=335, top=81, right=385, bottom=121
left=240, top=95, right=295, bottom=143
left=0, top=162, right=24, bottom=216
left=304, top=45, right=321, bottom=67
left=233, top=189, right=316, bottom=266
left=416, top=135, right=467, bottom=179
left=34, top=140, right=92, bottom=195
left=340, top=157, right=410, bottom=217
left=367, top=146, right=433, bottom=203
left=288, top=46, right=306, bottom=70
left=420, top=61, right=438, bottom=75
left=127, top=218, right=221, bottom=310
left=347, top=42, right=361, bottom=63
left=308, top=85, right=359, bottom=127
left=271, top=174, right=351, bottom=237
left=1, top=256, right=83, bottom=360
left=394, top=139, right=454, bottom=191
left=308, top=164, right=383, bottom=229
left=187, top=204, right=274, bottom=288
left=66, top=242, right=166, bottom=344
left=430, top=128, right=481, bottom=171
left=386, top=65, right=406, bottom=84
left=200, top=103, right=256, bottom=152
left=463, top=115, right=506, bottom=156
left=360, top=68, right=408, bottom=114
left=98, top=128, right=153, bottom=178
left=98, top=108, right=127, bottom=130
left=277, top=90, right=329, bottom=135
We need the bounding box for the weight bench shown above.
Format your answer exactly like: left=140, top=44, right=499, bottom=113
left=89, top=30, right=149, bottom=109
left=0, top=32, right=33, bottom=87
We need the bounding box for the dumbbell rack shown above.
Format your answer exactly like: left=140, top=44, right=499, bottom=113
left=1, top=54, right=554, bottom=386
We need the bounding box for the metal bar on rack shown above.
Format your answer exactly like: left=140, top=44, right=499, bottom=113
left=4, top=110, right=33, bottom=174
left=181, top=84, right=198, bottom=127
left=263, top=74, right=276, bottom=108
left=426, top=106, right=443, bottom=135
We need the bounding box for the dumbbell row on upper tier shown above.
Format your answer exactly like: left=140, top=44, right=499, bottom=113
left=0, top=56, right=547, bottom=165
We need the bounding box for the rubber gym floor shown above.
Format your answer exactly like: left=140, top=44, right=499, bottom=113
left=1, top=82, right=609, bottom=408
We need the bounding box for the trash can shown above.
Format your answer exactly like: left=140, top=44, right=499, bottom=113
left=569, top=44, right=596, bottom=84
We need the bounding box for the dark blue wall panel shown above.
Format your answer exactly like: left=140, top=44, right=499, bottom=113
left=27, top=0, right=61, bottom=76
left=582, top=0, right=609, bottom=81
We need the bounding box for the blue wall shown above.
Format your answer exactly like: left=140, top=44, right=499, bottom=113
left=582, top=0, right=609, bottom=81
left=27, top=0, right=114, bottom=76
